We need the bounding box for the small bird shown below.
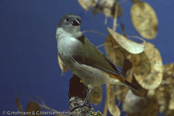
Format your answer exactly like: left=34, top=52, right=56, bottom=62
left=56, top=14, right=139, bottom=110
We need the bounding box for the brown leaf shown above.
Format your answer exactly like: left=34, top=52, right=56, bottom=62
left=162, top=63, right=174, bottom=87
left=162, top=63, right=174, bottom=110
left=92, top=0, right=122, bottom=18
left=15, top=97, right=23, bottom=116
left=131, top=2, right=158, bottom=39
left=128, top=97, right=158, bottom=116
left=131, top=42, right=163, bottom=90
left=58, top=56, right=69, bottom=73
left=107, top=84, right=120, bottom=116
left=107, top=27, right=145, bottom=54
left=105, top=34, right=129, bottom=67
left=155, top=63, right=174, bottom=112
left=26, top=102, right=41, bottom=116
left=155, top=86, right=169, bottom=113
left=169, top=88, right=174, bottom=110
left=163, top=63, right=174, bottom=78
left=77, top=0, right=98, bottom=11
left=88, top=85, right=102, bottom=105
left=165, top=110, right=174, bottom=116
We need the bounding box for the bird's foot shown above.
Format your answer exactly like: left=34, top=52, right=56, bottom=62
left=70, top=102, right=92, bottom=112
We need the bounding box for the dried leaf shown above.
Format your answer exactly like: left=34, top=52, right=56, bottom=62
left=88, top=85, right=102, bottom=105
left=163, top=63, right=174, bottom=78
left=107, top=27, right=145, bottom=54
left=92, top=0, right=122, bottom=18
left=165, top=110, right=174, bottom=116
left=131, top=2, right=158, bottom=39
left=26, top=102, right=41, bottom=116
left=15, top=97, right=23, bottom=116
left=155, top=63, right=174, bottom=112
left=58, top=56, right=69, bottom=73
left=169, top=88, right=174, bottom=110
left=127, top=97, right=158, bottom=116
left=78, top=0, right=98, bottom=11
left=162, top=63, right=174, bottom=86
left=131, top=42, right=163, bottom=90
left=155, top=87, right=169, bottom=112
left=105, top=34, right=129, bottom=67
left=107, top=84, right=120, bottom=116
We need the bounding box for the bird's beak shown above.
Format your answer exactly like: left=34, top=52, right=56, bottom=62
left=72, top=18, right=81, bottom=26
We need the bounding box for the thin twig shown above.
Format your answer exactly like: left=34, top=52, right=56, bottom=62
left=113, top=2, right=118, bottom=31
left=103, top=86, right=108, bottom=116
left=96, top=44, right=105, bottom=48
left=127, top=35, right=146, bottom=43
left=105, top=16, right=108, bottom=27
left=82, top=30, right=107, bottom=38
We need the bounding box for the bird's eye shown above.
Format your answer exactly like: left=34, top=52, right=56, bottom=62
left=66, top=18, right=70, bottom=22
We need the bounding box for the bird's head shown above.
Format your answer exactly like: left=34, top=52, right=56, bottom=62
left=58, top=14, right=81, bottom=35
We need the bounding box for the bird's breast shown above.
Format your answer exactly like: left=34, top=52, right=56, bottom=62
left=58, top=37, right=79, bottom=53
left=57, top=37, right=80, bottom=69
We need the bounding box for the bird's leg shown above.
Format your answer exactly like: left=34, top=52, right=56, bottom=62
left=70, top=89, right=92, bottom=112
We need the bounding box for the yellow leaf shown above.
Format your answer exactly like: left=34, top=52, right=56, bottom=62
left=88, top=85, right=102, bottom=105
left=107, top=84, right=120, bottom=116
left=131, top=42, right=163, bottom=90
left=169, top=88, right=174, bottom=110
left=77, top=0, right=98, bottom=11
left=105, top=35, right=129, bottom=67
left=155, top=87, right=169, bottom=112
left=131, top=2, right=158, bottom=39
left=165, top=110, right=174, bottom=116
left=107, top=27, right=145, bottom=54
left=15, top=97, right=23, bottom=116
left=155, top=63, right=174, bottom=112
left=163, top=63, right=174, bottom=78
left=92, top=0, right=122, bottom=18
left=26, top=102, right=41, bottom=116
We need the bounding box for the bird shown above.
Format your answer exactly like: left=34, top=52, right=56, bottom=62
left=56, top=14, right=139, bottom=110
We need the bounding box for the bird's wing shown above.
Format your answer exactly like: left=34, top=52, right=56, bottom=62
left=72, top=35, right=140, bottom=92
left=72, top=35, right=121, bottom=76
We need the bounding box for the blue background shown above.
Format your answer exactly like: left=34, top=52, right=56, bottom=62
left=0, top=0, right=173, bottom=115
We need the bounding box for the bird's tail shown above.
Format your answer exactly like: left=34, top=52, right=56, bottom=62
left=108, top=74, right=139, bottom=92
left=123, top=79, right=139, bottom=93
left=116, top=75, right=139, bottom=92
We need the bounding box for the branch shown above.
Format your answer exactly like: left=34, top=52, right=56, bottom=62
left=68, top=74, right=103, bottom=116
